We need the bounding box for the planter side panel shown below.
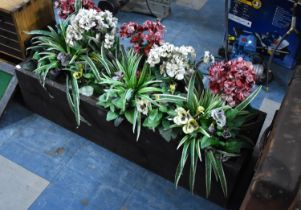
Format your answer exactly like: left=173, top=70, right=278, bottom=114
left=16, top=68, right=265, bottom=208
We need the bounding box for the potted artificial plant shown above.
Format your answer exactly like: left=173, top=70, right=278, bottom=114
left=16, top=1, right=266, bottom=208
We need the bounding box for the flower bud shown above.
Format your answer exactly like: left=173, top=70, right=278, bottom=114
left=196, top=106, right=205, bottom=115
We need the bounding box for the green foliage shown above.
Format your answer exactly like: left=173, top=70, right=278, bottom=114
left=27, top=20, right=100, bottom=127
left=74, top=0, right=82, bottom=13
left=159, top=74, right=262, bottom=197
left=187, top=73, right=198, bottom=114
left=97, top=49, right=162, bottom=140
left=66, top=74, right=81, bottom=126
left=205, top=150, right=227, bottom=197
left=26, top=14, right=262, bottom=199
left=143, top=109, right=163, bottom=130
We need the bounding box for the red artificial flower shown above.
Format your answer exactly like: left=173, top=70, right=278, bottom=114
left=208, top=58, right=256, bottom=106
left=119, top=20, right=165, bottom=56
left=133, top=44, right=141, bottom=54
left=143, top=44, right=153, bottom=55
left=55, top=0, right=100, bottom=19
left=131, top=33, right=143, bottom=43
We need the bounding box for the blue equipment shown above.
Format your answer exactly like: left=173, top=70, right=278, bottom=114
left=231, top=34, right=258, bottom=61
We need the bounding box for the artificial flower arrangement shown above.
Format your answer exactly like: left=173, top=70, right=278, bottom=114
left=26, top=0, right=261, bottom=198
left=55, top=0, right=99, bottom=19
left=66, top=9, right=118, bottom=50
left=27, top=4, right=119, bottom=126
left=119, top=20, right=165, bottom=56
left=209, top=58, right=256, bottom=106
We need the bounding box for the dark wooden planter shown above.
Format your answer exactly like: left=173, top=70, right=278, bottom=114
left=15, top=65, right=266, bottom=209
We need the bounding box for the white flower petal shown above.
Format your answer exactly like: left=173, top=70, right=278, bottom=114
left=79, top=86, right=94, bottom=97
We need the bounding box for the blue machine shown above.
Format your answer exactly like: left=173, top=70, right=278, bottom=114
left=228, top=0, right=301, bottom=69
left=222, top=31, right=271, bottom=84
left=231, top=34, right=257, bottom=61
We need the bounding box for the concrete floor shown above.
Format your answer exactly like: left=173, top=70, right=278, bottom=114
left=0, top=1, right=294, bottom=210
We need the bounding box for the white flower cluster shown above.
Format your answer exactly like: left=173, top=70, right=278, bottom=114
left=66, top=9, right=118, bottom=49
left=147, top=43, right=196, bottom=80
left=203, top=51, right=215, bottom=63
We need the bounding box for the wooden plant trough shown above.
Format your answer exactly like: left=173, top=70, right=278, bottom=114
left=15, top=64, right=266, bottom=209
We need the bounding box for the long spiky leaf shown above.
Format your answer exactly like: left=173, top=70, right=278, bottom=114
left=175, top=142, right=189, bottom=187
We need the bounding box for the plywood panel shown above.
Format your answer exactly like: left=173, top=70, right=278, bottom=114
left=0, top=0, right=31, bottom=13
left=0, top=0, right=55, bottom=60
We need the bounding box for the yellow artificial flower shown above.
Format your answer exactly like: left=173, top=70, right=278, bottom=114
left=154, top=94, right=160, bottom=101
left=91, top=53, right=98, bottom=62
left=183, top=118, right=199, bottom=134
left=72, top=64, right=83, bottom=79
left=196, top=106, right=205, bottom=115
left=173, top=107, right=190, bottom=125
left=169, top=83, right=176, bottom=94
